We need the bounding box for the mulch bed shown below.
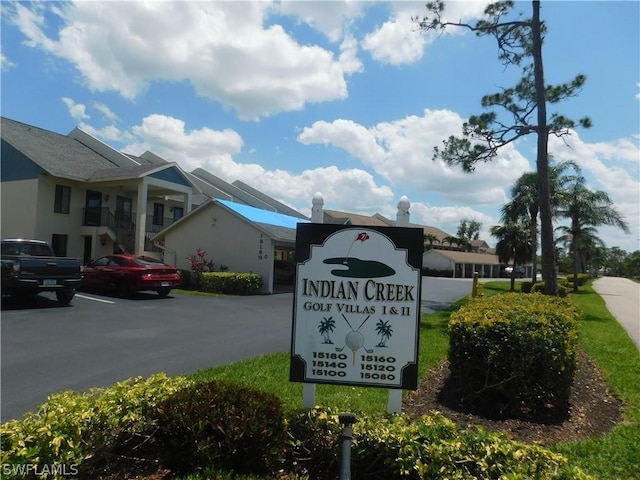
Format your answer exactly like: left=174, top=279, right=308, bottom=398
left=402, top=348, right=624, bottom=445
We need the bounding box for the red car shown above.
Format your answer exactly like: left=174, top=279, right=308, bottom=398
left=82, top=254, right=181, bottom=297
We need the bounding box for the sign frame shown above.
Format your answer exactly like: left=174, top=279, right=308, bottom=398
left=289, top=223, right=423, bottom=390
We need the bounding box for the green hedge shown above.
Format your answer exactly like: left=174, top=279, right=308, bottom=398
left=200, top=271, right=262, bottom=295
left=1, top=381, right=593, bottom=480
left=448, top=292, right=580, bottom=417
left=0, top=374, right=192, bottom=479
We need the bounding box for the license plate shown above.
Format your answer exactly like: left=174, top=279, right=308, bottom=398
left=160, top=281, right=170, bottom=287
left=43, top=279, right=57, bottom=286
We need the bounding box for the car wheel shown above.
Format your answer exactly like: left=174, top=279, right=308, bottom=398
left=116, top=281, right=131, bottom=298
left=56, top=289, right=75, bottom=305
left=157, top=287, right=170, bottom=297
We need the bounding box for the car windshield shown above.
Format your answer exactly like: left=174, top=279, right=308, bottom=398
left=132, top=257, right=166, bottom=267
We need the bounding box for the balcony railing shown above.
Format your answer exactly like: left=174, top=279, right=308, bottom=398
left=82, top=209, right=178, bottom=253
left=82, top=207, right=117, bottom=230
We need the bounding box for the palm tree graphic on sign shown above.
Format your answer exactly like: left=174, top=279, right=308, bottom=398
left=375, top=319, right=393, bottom=347
left=318, top=316, right=336, bottom=344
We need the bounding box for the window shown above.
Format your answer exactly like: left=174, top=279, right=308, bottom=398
left=173, top=206, right=184, bottom=221
left=54, top=185, right=70, bottom=214
left=153, top=203, right=164, bottom=226
left=51, top=234, right=68, bottom=257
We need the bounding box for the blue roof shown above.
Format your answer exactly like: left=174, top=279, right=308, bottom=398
left=217, top=199, right=308, bottom=229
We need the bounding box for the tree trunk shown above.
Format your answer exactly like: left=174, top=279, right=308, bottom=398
left=532, top=0, right=558, bottom=295
left=530, top=209, right=538, bottom=283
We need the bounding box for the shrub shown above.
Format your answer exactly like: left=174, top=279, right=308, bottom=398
left=156, top=380, right=285, bottom=476
left=0, top=374, right=192, bottom=479
left=566, top=273, right=590, bottom=286
left=200, top=271, right=262, bottom=295
left=186, top=248, right=216, bottom=288
left=521, top=281, right=533, bottom=293
left=286, top=407, right=592, bottom=479
left=422, top=268, right=453, bottom=277
left=447, top=292, right=580, bottom=417
left=531, top=281, right=569, bottom=297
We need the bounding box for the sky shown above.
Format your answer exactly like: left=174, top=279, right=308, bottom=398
left=1, top=1, right=639, bottom=253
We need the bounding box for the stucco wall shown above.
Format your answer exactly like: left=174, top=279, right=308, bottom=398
left=163, top=203, right=275, bottom=293
left=34, top=176, right=87, bottom=257
left=1, top=179, right=38, bottom=238
left=423, top=251, right=453, bottom=271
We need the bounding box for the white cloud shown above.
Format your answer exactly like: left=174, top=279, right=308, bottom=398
left=7, top=1, right=351, bottom=120
left=275, top=1, right=366, bottom=43
left=1, top=53, right=16, bottom=71
left=93, top=102, right=120, bottom=123
left=549, top=131, right=640, bottom=251
left=362, top=14, right=427, bottom=65
left=118, top=114, right=394, bottom=216
left=362, top=1, right=491, bottom=66
left=61, top=97, right=89, bottom=121
left=122, top=115, right=244, bottom=172
left=298, top=109, right=529, bottom=205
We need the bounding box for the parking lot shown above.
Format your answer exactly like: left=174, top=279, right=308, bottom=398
left=1, top=277, right=473, bottom=422
left=1, top=290, right=294, bottom=422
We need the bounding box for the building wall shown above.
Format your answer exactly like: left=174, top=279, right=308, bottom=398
left=163, top=203, right=275, bottom=293
left=423, top=251, right=454, bottom=271
left=0, top=178, right=39, bottom=238
left=35, top=175, right=88, bottom=257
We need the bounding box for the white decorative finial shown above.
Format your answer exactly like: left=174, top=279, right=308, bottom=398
left=311, top=192, right=324, bottom=223
left=396, top=195, right=410, bottom=227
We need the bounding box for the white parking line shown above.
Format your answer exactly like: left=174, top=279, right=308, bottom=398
left=75, top=294, right=115, bottom=304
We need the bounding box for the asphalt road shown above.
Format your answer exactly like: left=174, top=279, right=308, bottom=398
left=1, top=277, right=473, bottom=423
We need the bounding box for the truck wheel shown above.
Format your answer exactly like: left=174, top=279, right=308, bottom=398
left=56, top=290, right=75, bottom=305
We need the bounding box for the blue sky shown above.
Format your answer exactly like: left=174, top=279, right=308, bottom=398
left=2, top=1, right=638, bottom=252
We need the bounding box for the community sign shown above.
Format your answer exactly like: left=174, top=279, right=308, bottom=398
left=289, top=224, right=423, bottom=390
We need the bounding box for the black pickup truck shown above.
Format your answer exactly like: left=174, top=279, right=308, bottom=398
left=1, top=239, right=83, bottom=305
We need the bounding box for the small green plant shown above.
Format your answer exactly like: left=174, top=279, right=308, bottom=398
left=156, top=380, right=286, bottom=476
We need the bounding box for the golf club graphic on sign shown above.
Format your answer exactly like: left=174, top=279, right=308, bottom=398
left=290, top=224, right=422, bottom=390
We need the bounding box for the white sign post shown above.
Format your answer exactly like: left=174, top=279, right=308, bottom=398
left=290, top=224, right=423, bottom=402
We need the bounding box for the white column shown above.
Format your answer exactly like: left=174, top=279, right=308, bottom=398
left=396, top=195, right=410, bottom=227
left=303, top=193, right=324, bottom=409
left=389, top=195, right=410, bottom=413
left=135, top=178, right=148, bottom=254
left=311, top=192, right=324, bottom=223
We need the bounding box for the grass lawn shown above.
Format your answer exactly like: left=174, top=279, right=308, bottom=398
left=188, top=280, right=640, bottom=480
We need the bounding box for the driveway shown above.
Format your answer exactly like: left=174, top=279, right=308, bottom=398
left=592, top=276, right=640, bottom=350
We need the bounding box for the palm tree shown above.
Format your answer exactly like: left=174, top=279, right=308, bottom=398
left=423, top=233, right=440, bottom=251
left=490, top=221, right=533, bottom=292
left=442, top=235, right=458, bottom=251
left=556, top=224, right=605, bottom=276
left=556, top=177, right=629, bottom=292
left=375, top=319, right=393, bottom=347
left=502, top=159, right=580, bottom=284
left=318, top=316, right=336, bottom=344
